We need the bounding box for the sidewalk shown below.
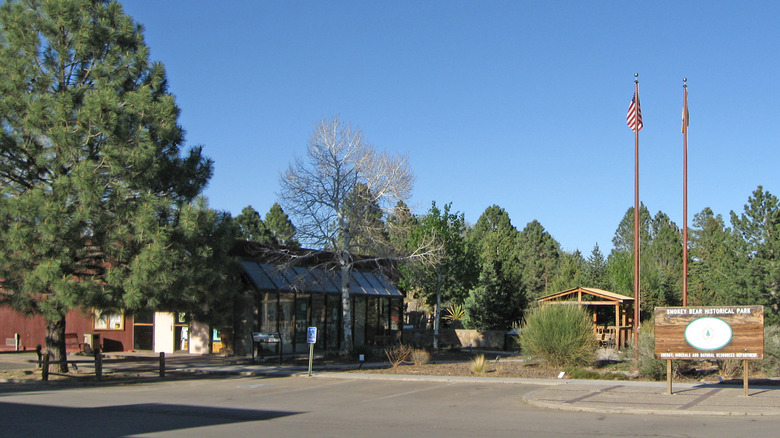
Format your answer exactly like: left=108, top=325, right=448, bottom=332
left=521, top=380, right=780, bottom=416
left=5, top=351, right=780, bottom=416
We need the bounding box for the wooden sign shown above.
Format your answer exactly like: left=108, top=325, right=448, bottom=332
left=654, top=306, right=764, bottom=360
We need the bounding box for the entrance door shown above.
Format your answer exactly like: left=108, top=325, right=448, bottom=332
left=133, top=309, right=154, bottom=351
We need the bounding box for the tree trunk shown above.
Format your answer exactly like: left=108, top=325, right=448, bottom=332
left=45, top=315, right=68, bottom=373
left=433, top=270, right=441, bottom=351
left=340, top=261, right=353, bottom=356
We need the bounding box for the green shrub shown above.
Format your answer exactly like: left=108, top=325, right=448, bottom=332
left=760, top=325, right=780, bottom=377
left=519, top=304, right=596, bottom=367
left=634, top=319, right=688, bottom=380
left=563, top=367, right=600, bottom=379
left=564, top=367, right=629, bottom=380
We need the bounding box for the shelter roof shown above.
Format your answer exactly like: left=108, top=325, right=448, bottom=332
left=537, top=287, right=634, bottom=303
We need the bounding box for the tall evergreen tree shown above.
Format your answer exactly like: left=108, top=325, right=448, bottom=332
left=235, top=205, right=275, bottom=244
left=548, top=250, right=587, bottom=293
left=607, top=205, right=682, bottom=317
left=340, top=183, right=387, bottom=251
left=265, top=203, right=299, bottom=248
left=611, top=204, right=652, bottom=254
left=465, top=258, right=525, bottom=330
left=643, top=212, right=683, bottom=309
left=585, top=244, right=609, bottom=290
left=386, top=200, right=417, bottom=251
left=517, top=219, right=561, bottom=298
left=729, top=186, right=780, bottom=321
left=688, top=208, right=737, bottom=306
left=467, top=205, right=522, bottom=287
left=0, top=0, right=221, bottom=370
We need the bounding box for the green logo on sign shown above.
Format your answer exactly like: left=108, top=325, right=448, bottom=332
left=684, top=317, right=733, bottom=351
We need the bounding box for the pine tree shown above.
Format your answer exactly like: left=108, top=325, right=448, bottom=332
left=265, top=203, right=299, bottom=248
left=688, top=208, right=737, bottom=306
left=235, top=205, right=275, bottom=244
left=730, top=186, right=780, bottom=321
left=467, top=205, right=523, bottom=289
left=386, top=200, right=417, bottom=251
left=548, top=250, right=587, bottom=292
left=0, top=1, right=220, bottom=370
left=585, top=244, right=608, bottom=289
left=465, top=259, right=525, bottom=330
left=517, top=220, right=561, bottom=298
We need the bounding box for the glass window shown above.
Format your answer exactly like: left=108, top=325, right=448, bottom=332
left=279, top=296, right=294, bottom=353
left=294, top=294, right=310, bottom=353
left=262, top=292, right=278, bottom=332
left=390, top=298, right=401, bottom=331
left=326, top=294, right=341, bottom=350
left=379, top=298, right=389, bottom=331
left=354, top=296, right=366, bottom=346
left=94, top=309, right=124, bottom=330
left=367, top=297, right=379, bottom=340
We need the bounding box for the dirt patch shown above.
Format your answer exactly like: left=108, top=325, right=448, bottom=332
left=353, top=359, right=563, bottom=379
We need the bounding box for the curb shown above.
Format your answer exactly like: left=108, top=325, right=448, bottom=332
left=519, top=389, right=780, bottom=417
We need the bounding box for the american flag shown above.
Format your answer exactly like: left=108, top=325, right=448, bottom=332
left=627, top=92, right=642, bottom=132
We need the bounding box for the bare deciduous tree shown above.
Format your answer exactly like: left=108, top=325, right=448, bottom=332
left=279, top=116, right=431, bottom=354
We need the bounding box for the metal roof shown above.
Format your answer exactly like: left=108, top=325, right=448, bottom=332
left=241, top=261, right=402, bottom=297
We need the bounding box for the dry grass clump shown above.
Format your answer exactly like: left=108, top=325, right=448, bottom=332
left=385, top=344, right=413, bottom=368
left=470, top=354, right=487, bottom=374
left=412, top=348, right=431, bottom=366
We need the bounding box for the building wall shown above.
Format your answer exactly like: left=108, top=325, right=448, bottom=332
left=0, top=306, right=134, bottom=353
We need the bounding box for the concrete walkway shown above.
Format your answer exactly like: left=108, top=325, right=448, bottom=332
left=521, top=380, right=780, bottom=416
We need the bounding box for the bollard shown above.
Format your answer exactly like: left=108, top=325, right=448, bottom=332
left=159, top=352, right=165, bottom=378
left=42, top=353, right=49, bottom=381
left=95, top=350, right=102, bottom=381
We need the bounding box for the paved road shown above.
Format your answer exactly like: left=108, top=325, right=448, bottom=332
left=1, top=375, right=779, bottom=437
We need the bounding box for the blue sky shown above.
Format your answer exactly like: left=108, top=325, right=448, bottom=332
left=120, top=1, right=779, bottom=253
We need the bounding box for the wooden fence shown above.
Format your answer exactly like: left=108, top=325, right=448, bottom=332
left=40, top=351, right=167, bottom=381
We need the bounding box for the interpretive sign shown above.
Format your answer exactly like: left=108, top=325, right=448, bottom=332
left=654, top=306, right=764, bottom=360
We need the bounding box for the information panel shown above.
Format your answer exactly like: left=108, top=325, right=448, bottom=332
left=654, top=306, right=764, bottom=360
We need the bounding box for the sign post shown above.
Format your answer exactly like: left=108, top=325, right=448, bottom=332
left=654, top=306, right=764, bottom=396
left=307, top=327, right=317, bottom=377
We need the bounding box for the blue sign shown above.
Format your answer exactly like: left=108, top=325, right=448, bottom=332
left=307, top=327, right=317, bottom=344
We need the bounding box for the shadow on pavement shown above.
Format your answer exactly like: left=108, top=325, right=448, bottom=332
left=0, top=401, right=302, bottom=436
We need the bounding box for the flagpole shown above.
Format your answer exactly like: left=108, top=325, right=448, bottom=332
left=633, top=74, right=641, bottom=351
left=682, top=78, right=689, bottom=307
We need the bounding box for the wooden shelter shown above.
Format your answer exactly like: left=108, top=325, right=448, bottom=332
left=536, top=287, right=634, bottom=348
